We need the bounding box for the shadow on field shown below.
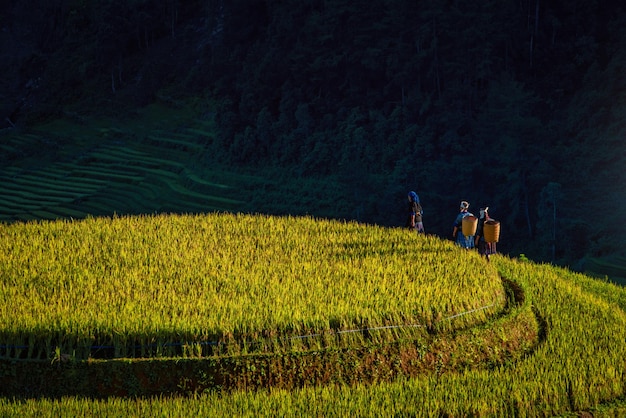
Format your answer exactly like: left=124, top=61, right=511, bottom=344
left=0, top=275, right=542, bottom=399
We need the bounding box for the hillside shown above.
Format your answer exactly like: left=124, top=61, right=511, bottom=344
left=1, top=1, right=625, bottom=271
left=1, top=101, right=624, bottom=283
left=0, top=213, right=625, bottom=415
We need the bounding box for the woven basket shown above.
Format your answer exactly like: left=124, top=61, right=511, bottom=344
left=461, top=215, right=478, bottom=236
left=483, top=220, right=500, bottom=243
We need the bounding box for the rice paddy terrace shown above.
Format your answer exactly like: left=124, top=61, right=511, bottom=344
left=1, top=213, right=626, bottom=416
left=0, top=105, right=352, bottom=226
left=1, top=107, right=625, bottom=415
left=0, top=107, right=243, bottom=221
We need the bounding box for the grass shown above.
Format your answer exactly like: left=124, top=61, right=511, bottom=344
left=0, top=213, right=625, bottom=416
left=0, top=214, right=505, bottom=358
left=584, top=255, right=626, bottom=286
left=1, top=101, right=625, bottom=415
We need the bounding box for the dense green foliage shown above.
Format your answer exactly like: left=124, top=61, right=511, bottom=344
left=1, top=1, right=624, bottom=266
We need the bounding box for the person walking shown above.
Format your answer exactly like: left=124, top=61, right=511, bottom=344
left=475, top=206, right=497, bottom=260
left=406, top=191, right=424, bottom=233
left=452, top=200, right=474, bottom=248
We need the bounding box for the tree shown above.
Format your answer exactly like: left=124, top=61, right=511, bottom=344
left=472, top=74, right=547, bottom=244
left=537, top=182, right=562, bottom=262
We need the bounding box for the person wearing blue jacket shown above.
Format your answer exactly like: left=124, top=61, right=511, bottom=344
left=452, top=200, right=474, bottom=248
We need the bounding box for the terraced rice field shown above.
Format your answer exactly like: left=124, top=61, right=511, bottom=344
left=0, top=116, right=243, bottom=222
left=0, top=213, right=625, bottom=416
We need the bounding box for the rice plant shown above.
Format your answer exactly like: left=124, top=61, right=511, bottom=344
left=2, top=213, right=624, bottom=416
left=0, top=213, right=504, bottom=360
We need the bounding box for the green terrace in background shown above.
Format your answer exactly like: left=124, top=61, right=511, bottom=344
left=0, top=104, right=243, bottom=221
left=0, top=103, right=353, bottom=224
left=584, top=255, right=626, bottom=286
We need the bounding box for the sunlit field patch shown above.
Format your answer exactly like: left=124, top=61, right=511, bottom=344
left=2, top=213, right=625, bottom=416
left=0, top=213, right=504, bottom=360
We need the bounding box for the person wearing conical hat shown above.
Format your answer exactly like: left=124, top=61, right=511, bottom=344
left=452, top=200, right=475, bottom=248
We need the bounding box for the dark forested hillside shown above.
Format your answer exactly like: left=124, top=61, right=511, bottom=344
left=1, top=0, right=625, bottom=266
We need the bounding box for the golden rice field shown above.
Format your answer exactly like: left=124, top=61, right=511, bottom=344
left=1, top=213, right=625, bottom=417
left=0, top=213, right=504, bottom=360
